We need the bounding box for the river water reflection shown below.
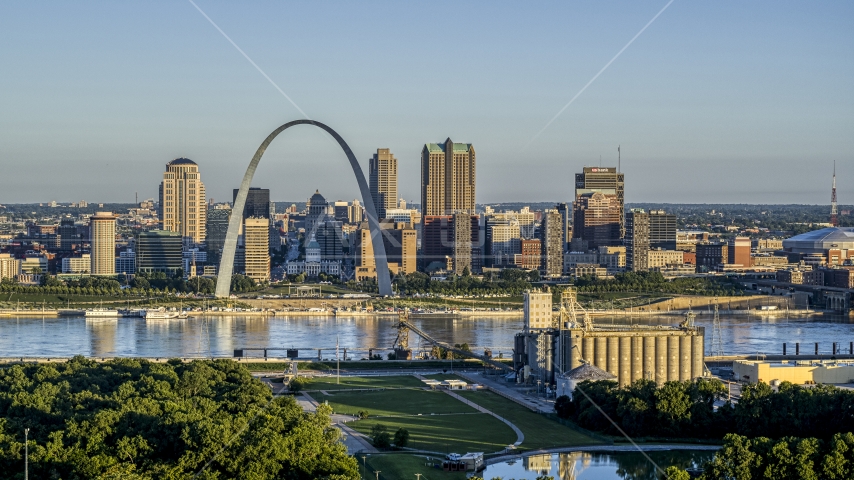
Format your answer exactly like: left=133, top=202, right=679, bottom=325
left=483, top=449, right=715, bottom=480
left=0, top=313, right=852, bottom=358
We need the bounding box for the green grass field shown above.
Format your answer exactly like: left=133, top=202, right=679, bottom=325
left=353, top=415, right=516, bottom=454
left=306, top=375, right=426, bottom=391
left=322, top=389, right=473, bottom=417
left=320, top=387, right=518, bottom=454
left=364, top=454, right=468, bottom=480
left=456, top=390, right=601, bottom=451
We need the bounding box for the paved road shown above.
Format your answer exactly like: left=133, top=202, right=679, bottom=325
left=299, top=392, right=378, bottom=454
left=456, top=371, right=555, bottom=413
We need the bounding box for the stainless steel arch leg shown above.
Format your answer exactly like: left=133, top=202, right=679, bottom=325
left=215, top=120, right=392, bottom=297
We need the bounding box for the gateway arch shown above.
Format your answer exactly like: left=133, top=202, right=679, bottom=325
left=215, top=120, right=392, bottom=297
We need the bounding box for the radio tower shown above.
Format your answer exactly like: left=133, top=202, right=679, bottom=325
left=830, top=161, right=838, bottom=227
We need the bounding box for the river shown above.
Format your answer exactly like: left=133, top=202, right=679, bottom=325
left=482, top=449, right=715, bottom=480
left=0, top=313, right=852, bottom=359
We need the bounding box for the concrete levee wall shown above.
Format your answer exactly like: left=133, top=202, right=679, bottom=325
left=637, top=295, right=794, bottom=313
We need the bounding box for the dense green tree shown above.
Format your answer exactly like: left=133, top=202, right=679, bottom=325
left=554, top=395, right=572, bottom=419
left=370, top=424, right=390, bottom=449
left=662, top=466, right=691, bottom=480
left=393, top=427, right=409, bottom=448
left=0, top=357, right=358, bottom=479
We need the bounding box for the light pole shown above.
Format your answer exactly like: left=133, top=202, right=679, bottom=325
left=361, top=456, right=367, bottom=480
left=375, top=471, right=381, bottom=480
left=24, top=428, right=29, bottom=480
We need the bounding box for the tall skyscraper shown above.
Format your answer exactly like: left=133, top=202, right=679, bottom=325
left=573, top=192, right=622, bottom=250
left=233, top=187, right=271, bottom=220
left=159, top=158, right=207, bottom=244
left=626, top=209, right=650, bottom=272
left=555, top=203, right=571, bottom=250
left=574, top=166, right=624, bottom=240
left=451, top=212, right=473, bottom=274
left=539, top=209, right=564, bottom=277
left=369, top=148, right=398, bottom=220
left=421, top=138, right=476, bottom=217
left=205, top=206, right=231, bottom=265
left=244, top=217, right=270, bottom=283
left=89, top=212, right=116, bottom=276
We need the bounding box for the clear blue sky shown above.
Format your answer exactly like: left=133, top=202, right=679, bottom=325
left=0, top=1, right=851, bottom=205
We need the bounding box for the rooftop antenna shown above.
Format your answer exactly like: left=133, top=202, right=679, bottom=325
left=831, top=161, right=838, bottom=227
left=618, top=145, right=621, bottom=173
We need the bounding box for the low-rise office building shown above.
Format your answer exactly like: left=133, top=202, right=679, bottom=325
left=62, top=254, right=91, bottom=274
left=734, top=360, right=854, bottom=385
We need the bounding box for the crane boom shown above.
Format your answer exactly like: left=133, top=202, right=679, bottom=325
left=396, top=315, right=513, bottom=372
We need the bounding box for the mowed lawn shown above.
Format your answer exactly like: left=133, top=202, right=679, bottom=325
left=366, top=454, right=468, bottom=480
left=321, top=388, right=518, bottom=453
left=456, top=391, right=602, bottom=450
left=321, top=389, right=475, bottom=417
left=305, top=375, right=426, bottom=391
left=352, top=415, right=516, bottom=454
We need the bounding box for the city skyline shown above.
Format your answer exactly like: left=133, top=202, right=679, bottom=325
left=0, top=2, right=851, bottom=204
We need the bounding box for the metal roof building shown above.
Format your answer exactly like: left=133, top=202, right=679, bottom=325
left=783, top=227, right=854, bottom=254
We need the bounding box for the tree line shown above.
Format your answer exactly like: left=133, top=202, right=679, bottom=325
left=0, top=357, right=357, bottom=479
left=572, top=270, right=745, bottom=296
left=666, top=432, right=854, bottom=480
left=558, top=379, right=854, bottom=479
left=0, top=273, right=259, bottom=297
left=558, top=379, right=854, bottom=440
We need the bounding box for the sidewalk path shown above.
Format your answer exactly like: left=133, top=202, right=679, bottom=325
left=299, top=392, right=378, bottom=453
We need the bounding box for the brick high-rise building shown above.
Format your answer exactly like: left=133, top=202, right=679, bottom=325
left=421, top=138, right=475, bottom=217
left=572, top=191, right=622, bottom=250
left=696, top=242, right=728, bottom=272
left=575, top=166, right=624, bottom=238
left=728, top=237, right=752, bottom=267
left=160, top=158, right=206, bottom=243
left=369, top=148, right=398, bottom=220
left=517, top=239, right=542, bottom=270
left=90, top=212, right=116, bottom=276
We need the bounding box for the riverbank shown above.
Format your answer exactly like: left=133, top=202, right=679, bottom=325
left=0, top=308, right=524, bottom=318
